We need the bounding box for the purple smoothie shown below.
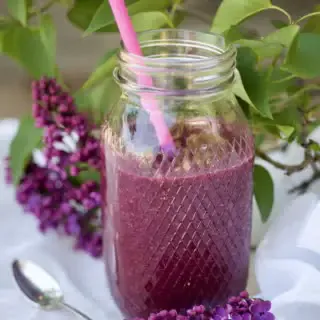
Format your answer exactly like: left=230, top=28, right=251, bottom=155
left=102, top=122, right=254, bottom=318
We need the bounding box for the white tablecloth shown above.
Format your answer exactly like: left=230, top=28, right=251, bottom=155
left=0, top=118, right=320, bottom=320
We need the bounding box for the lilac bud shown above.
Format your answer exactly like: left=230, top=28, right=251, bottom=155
left=58, top=104, right=69, bottom=113
left=39, top=78, right=47, bottom=89
left=32, top=89, right=40, bottom=100
left=168, top=310, right=177, bottom=317
left=225, top=304, right=233, bottom=314
left=215, top=307, right=227, bottom=317
left=158, top=310, right=167, bottom=317
left=240, top=291, right=249, bottom=299
left=70, top=166, right=80, bottom=176
left=50, top=95, right=59, bottom=104
left=43, top=94, right=50, bottom=103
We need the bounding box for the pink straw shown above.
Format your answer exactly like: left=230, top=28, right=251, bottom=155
left=108, top=0, right=175, bottom=154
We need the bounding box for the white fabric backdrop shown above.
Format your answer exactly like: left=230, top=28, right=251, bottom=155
left=1, top=119, right=320, bottom=320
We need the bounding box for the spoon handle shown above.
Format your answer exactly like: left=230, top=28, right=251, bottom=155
left=61, top=301, right=93, bottom=320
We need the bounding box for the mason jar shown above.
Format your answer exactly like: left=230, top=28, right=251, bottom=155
left=101, top=29, right=254, bottom=318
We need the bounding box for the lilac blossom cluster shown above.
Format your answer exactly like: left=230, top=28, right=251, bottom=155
left=6, top=77, right=103, bottom=257
left=130, top=292, right=275, bottom=320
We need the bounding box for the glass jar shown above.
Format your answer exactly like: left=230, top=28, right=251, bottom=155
left=101, top=29, right=254, bottom=319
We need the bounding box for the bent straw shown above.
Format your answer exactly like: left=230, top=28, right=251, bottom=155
left=108, top=0, right=175, bottom=153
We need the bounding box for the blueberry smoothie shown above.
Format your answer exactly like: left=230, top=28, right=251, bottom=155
left=102, top=120, right=254, bottom=318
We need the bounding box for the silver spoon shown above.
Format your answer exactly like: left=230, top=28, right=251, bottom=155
left=12, top=259, right=93, bottom=320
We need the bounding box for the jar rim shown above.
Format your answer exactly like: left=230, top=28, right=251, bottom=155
left=119, top=29, right=236, bottom=68
left=115, top=29, right=237, bottom=98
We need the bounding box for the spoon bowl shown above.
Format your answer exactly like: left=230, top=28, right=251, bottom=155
left=12, top=259, right=92, bottom=320
left=12, top=260, right=63, bottom=309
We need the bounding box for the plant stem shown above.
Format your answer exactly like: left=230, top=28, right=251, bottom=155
left=285, top=84, right=320, bottom=104
left=271, top=5, right=292, bottom=24
left=164, top=12, right=175, bottom=28
left=256, top=148, right=315, bottom=175
left=289, top=171, right=320, bottom=194
left=169, top=0, right=183, bottom=21
left=296, top=12, right=320, bottom=24
left=273, top=74, right=296, bottom=84
left=307, top=104, right=320, bottom=114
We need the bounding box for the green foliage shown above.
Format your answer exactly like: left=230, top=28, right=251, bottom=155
left=9, top=116, right=43, bottom=185
left=236, top=47, right=272, bottom=118
left=7, top=0, right=30, bottom=26
left=77, top=168, right=101, bottom=183
left=75, top=77, right=121, bottom=124
left=211, top=0, right=273, bottom=34
left=82, top=48, right=118, bottom=89
left=1, top=0, right=320, bottom=223
left=254, top=165, right=274, bottom=222
left=67, top=0, right=102, bottom=31
left=39, top=14, right=57, bottom=69
left=283, top=33, right=320, bottom=78
left=67, top=0, right=172, bottom=34
left=0, top=13, right=56, bottom=78
left=302, top=6, right=320, bottom=34
left=128, top=11, right=174, bottom=31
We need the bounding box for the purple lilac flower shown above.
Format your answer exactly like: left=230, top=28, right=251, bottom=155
left=127, top=291, right=275, bottom=320
left=5, top=77, right=103, bottom=258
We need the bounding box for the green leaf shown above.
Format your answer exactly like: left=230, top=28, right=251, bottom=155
left=126, top=11, right=173, bottom=32
left=211, top=0, right=273, bottom=34
left=90, top=10, right=173, bottom=33
left=283, top=32, right=320, bottom=78
left=95, top=47, right=118, bottom=68
left=273, top=106, right=299, bottom=141
left=254, top=164, right=274, bottom=223
left=273, top=105, right=300, bottom=128
left=172, top=9, right=186, bottom=27
left=224, top=25, right=259, bottom=44
left=9, top=115, right=43, bottom=185
left=84, top=0, right=171, bottom=34
left=232, top=70, right=255, bottom=110
left=236, top=97, right=251, bottom=119
left=75, top=77, right=121, bottom=124
left=236, top=47, right=272, bottom=118
left=236, top=39, right=283, bottom=59
left=263, top=24, right=300, bottom=48
left=252, top=105, right=298, bottom=140
left=255, top=133, right=265, bottom=148
left=268, top=68, right=295, bottom=94
left=77, top=168, right=101, bottom=183
left=67, top=0, right=102, bottom=31
left=232, top=25, right=299, bottom=59
left=7, top=0, right=28, bottom=26
left=68, top=0, right=139, bottom=31
left=82, top=0, right=116, bottom=34
left=1, top=25, right=55, bottom=78
left=302, top=5, right=320, bottom=34
left=0, top=21, right=12, bottom=52
left=39, top=14, right=56, bottom=68
left=82, top=48, right=118, bottom=89
left=307, top=139, right=320, bottom=152
left=224, top=26, right=247, bottom=43
left=276, top=125, right=295, bottom=140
